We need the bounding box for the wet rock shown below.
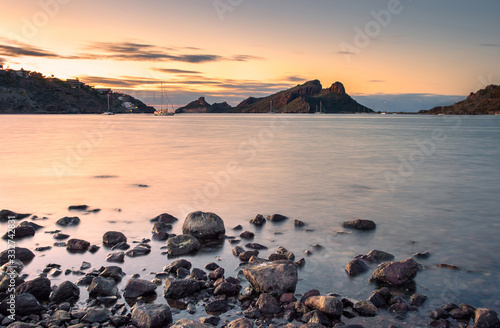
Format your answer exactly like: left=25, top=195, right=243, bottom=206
left=99, top=266, right=125, bottom=282
left=111, top=241, right=130, bottom=250
left=103, top=231, right=127, bottom=247
left=164, top=277, right=200, bottom=299
left=437, top=264, right=460, bottom=270
left=35, top=246, right=52, bottom=252
left=190, top=268, right=207, bottom=281
left=409, top=293, right=427, bottom=307
left=305, top=296, right=343, bottom=317
left=182, top=211, right=225, bottom=240
left=152, top=222, right=171, bottom=241
left=209, top=267, right=225, bottom=280
left=56, top=216, right=80, bottom=226
left=124, top=278, right=157, bottom=298
left=171, top=319, right=213, bottom=328
left=250, top=214, right=266, bottom=226
left=430, top=308, right=450, bottom=320
left=240, top=231, right=255, bottom=239
left=345, top=258, right=369, bottom=276
left=301, top=310, right=331, bottom=326
left=89, top=244, right=100, bottom=253
left=126, top=243, right=152, bottom=257
left=269, top=254, right=289, bottom=261
left=277, top=246, right=295, bottom=261
left=428, top=319, right=451, bottom=328
left=239, top=250, right=259, bottom=262
left=151, top=213, right=178, bottom=224
left=201, top=316, right=220, bottom=326
left=176, top=267, right=190, bottom=279
left=0, top=247, right=35, bottom=265
left=54, top=233, right=70, bottom=240
left=164, top=259, right=192, bottom=274
left=2, top=225, right=35, bottom=239
left=371, top=258, right=420, bottom=285
left=295, top=219, right=305, bottom=227
left=81, top=307, right=112, bottom=323
left=88, top=276, right=119, bottom=298
left=296, top=258, right=306, bottom=267
left=214, top=281, right=240, bottom=296
left=233, top=225, right=243, bottom=230
left=0, top=293, right=42, bottom=316
left=167, top=235, right=200, bottom=256
left=49, top=310, right=72, bottom=326
left=342, top=219, right=376, bottom=230
left=474, top=308, right=500, bottom=328
left=233, top=246, right=245, bottom=256
left=353, top=300, right=378, bottom=316
left=110, top=314, right=130, bottom=327
left=388, top=302, right=409, bottom=320
left=450, top=304, right=474, bottom=320
left=246, top=243, right=268, bottom=250
left=368, top=290, right=390, bottom=308
left=68, top=205, right=89, bottom=211
left=66, top=239, right=90, bottom=252
left=205, top=262, right=220, bottom=270
left=300, top=289, right=321, bottom=303
left=106, top=251, right=125, bottom=263
left=367, top=250, right=395, bottom=262
left=205, top=299, right=229, bottom=314
left=228, top=317, right=254, bottom=328
left=267, top=214, right=288, bottom=222
left=15, top=277, right=51, bottom=302
left=1, top=259, right=23, bottom=274
left=0, top=209, right=31, bottom=221
left=413, top=251, right=431, bottom=259
left=50, top=281, right=80, bottom=304
left=257, top=293, right=282, bottom=314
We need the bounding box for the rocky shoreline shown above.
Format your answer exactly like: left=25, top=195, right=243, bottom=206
left=0, top=208, right=499, bottom=328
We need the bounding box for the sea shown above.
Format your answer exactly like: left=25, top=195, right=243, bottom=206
left=1, top=113, right=499, bottom=326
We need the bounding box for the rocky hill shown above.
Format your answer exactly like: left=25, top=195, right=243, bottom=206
left=0, top=70, right=154, bottom=114
left=421, top=84, right=500, bottom=115
left=177, top=80, right=372, bottom=114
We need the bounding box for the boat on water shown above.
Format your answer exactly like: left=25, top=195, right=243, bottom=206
left=102, top=91, right=115, bottom=115
left=154, top=82, right=175, bottom=116
left=102, top=112, right=115, bottom=115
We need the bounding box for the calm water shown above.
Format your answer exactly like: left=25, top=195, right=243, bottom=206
left=1, top=114, right=499, bottom=326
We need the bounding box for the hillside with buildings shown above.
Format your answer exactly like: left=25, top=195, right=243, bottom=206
left=0, top=66, right=153, bottom=114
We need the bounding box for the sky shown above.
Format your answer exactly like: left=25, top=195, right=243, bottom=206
left=1, top=0, right=499, bottom=112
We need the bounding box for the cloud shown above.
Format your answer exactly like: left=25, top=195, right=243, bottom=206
left=153, top=68, right=203, bottom=74
left=230, top=54, right=265, bottom=61
left=284, top=75, right=307, bottom=82
left=479, top=43, right=500, bottom=47
left=0, top=42, right=61, bottom=58
left=80, top=75, right=162, bottom=88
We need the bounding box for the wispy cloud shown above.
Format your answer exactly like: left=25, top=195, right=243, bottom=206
left=479, top=43, right=500, bottom=47
left=0, top=41, right=61, bottom=58
left=283, top=75, right=307, bottom=82
left=230, top=54, right=265, bottom=61
left=153, top=68, right=203, bottom=74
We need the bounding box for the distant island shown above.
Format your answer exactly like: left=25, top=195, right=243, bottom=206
left=176, top=80, right=372, bottom=114
left=420, top=84, right=500, bottom=115
left=0, top=68, right=154, bottom=114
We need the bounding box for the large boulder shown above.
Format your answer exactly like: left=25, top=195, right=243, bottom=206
left=164, top=277, right=200, bottom=299
left=167, top=235, right=200, bottom=256
left=474, top=308, right=500, bottom=328
left=15, top=277, right=51, bottom=302
left=2, top=225, right=35, bottom=240
left=66, top=239, right=90, bottom=252
left=242, top=260, right=298, bottom=297
left=124, top=278, right=157, bottom=298
left=0, top=247, right=35, bottom=265
left=0, top=293, right=42, bottom=316
left=88, top=276, right=119, bottom=298
left=0, top=209, right=30, bottom=221
left=371, top=258, right=420, bottom=285
left=102, top=231, right=127, bottom=247
left=132, top=303, right=173, bottom=328
left=182, top=211, right=225, bottom=239
left=304, top=296, right=343, bottom=317
left=50, top=281, right=80, bottom=304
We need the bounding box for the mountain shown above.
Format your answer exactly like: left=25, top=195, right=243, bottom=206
left=176, top=80, right=372, bottom=114
left=421, top=84, right=500, bottom=115
left=175, top=97, right=232, bottom=113
left=0, top=69, right=154, bottom=114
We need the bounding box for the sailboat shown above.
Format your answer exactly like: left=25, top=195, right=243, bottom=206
left=314, top=101, right=326, bottom=114
left=154, top=82, right=175, bottom=116
left=102, top=91, right=115, bottom=115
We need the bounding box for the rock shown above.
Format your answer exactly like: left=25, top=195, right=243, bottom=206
left=164, top=259, right=192, bottom=274
left=15, top=277, right=51, bottom=302
left=280, top=293, right=297, bottom=303
left=68, top=205, right=89, bottom=211
left=367, top=250, right=395, bottom=262
left=1, top=259, right=23, bottom=274
left=214, top=281, right=240, bottom=296
left=2, top=225, right=35, bottom=239
left=371, top=258, right=420, bottom=285
left=450, top=303, right=475, bottom=320
left=250, top=214, right=266, bottom=226
left=99, top=265, right=125, bottom=282
left=54, top=233, right=70, bottom=240
left=413, top=251, right=431, bottom=259
left=208, top=267, right=225, bottom=280
left=56, top=216, right=80, bottom=226
left=49, top=310, right=72, bottom=326
left=267, top=214, right=288, bottom=222
left=110, top=314, right=130, bottom=327
left=205, top=299, right=229, bottom=314
left=342, top=219, right=376, bottom=230
left=428, top=319, right=451, bottom=328
left=164, top=277, right=200, bottom=299
left=240, top=231, right=255, bottom=239
left=300, top=289, right=321, bottom=303
left=167, top=234, right=200, bottom=256
left=388, top=302, right=409, bottom=320
left=171, top=319, right=213, bottom=328
left=103, top=231, right=127, bottom=246
left=152, top=222, right=171, bottom=240
left=233, top=246, right=245, bottom=256
left=243, top=260, right=298, bottom=297
left=345, top=258, right=369, bottom=276
left=474, top=308, right=500, bottom=328
left=182, top=211, right=225, bottom=239
left=66, top=239, right=90, bottom=252
left=50, top=281, right=80, bottom=304
left=233, top=224, right=243, bottom=230
left=106, top=251, right=125, bottom=263
left=201, top=316, right=220, bottom=326
left=228, top=317, right=254, bottom=328
left=205, top=262, right=219, bottom=270
left=35, top=246, right=52, bottom=251
left=151, top=213, right=178, bottom=224
left=123, top=278, right=157, bottom=298
left=430, top=308, right=450, bottom=320
left=353, top=300, right=378, bottom=316
left=88, top=276, right=119, bottom=298
left=409, top=293, right=427, bottom=307
left=81, top=307, right=112, bottom=323
left=305, top=296, right=343, bottom=317
left=246, top=243, right=268, bottom=250
left=239, top=250, right=259, bottom=262
left=296, top=258, right=306, bottom=267
left=126, top=243, right=152, bottom=257
left=368, top=290, right=389, bottom=308
left=277, top=246, right=295, bottom=260
left=18, top=221, right=43, bottom=230
left=0, top=247, right=35, bottom=265
left=0, top=293, right=42, bottom=316
left=295, top=219, right=305, bottom=227
left=190, top=268, right=207, bottom=280
left=0, top=209, right=30, bottom=221
left=111, top=241, right=130, bottom=250
left=257, top=293, right=282, bottom=314
left=89, top=245, right=100, bottom=253
left=301, top=310, right=331, bottom=326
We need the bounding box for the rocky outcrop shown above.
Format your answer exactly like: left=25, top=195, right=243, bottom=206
left=175, top=97, right=232, bottom=113
left=371, top=258, right=420, bottom=285
left=182, top=211, right=225, bottom=240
